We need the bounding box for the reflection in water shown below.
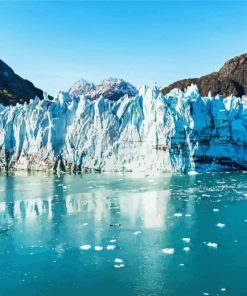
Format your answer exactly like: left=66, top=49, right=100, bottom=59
left=1, top=172, right=247, bottom=295
left=0, top=174, right=200, bottom=233
left=5, top=174, right=15, bottom=219
left=51, top=175, right=67, bottom=236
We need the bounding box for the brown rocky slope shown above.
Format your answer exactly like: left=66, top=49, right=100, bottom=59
left=162, top=53, right=247, bottom=97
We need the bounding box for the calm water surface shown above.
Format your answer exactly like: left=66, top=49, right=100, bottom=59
left=0, top=172, right=247, bottom=296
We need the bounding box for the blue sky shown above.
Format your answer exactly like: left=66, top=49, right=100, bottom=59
left=0, top=1, right=247, bottom=94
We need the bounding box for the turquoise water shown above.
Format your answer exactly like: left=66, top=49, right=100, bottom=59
left=0, top=172, right=247, bottom=296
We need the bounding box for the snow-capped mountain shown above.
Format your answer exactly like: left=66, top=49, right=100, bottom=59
left=1, top=84, right=247, bottom=173
left=68, top=79, right=96, bottom=97
left=69, top=77, right=138, bottom=101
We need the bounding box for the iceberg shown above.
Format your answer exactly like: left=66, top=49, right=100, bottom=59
left=1, top=84, right=247, bottom=173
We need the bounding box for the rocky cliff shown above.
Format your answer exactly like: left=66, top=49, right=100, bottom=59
left=0, top=59, right=45, bottom=106
left=162, top=53, right=247, bottom=97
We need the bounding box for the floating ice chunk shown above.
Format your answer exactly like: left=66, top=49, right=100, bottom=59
left=220, top=288, right=226, bottom=292
left=207, top=242, right=218, bottom=248
left=185, top=214, right=192, bottom=217
left=83, top=222, right=88, bottom=226
left=216, top=223, right=225, bottom=228
left=183, top=247, right=190, bottom=252
left=213, top=209, right=219, bottom=212
left=114, top=258, right=124, bottom=263
left=162, top=248, right=175, bottom=254
left=80, top=245, right=91, bottom=250
left=109, top=239, right=117, bottom=243
left=133, top=231, right=142, bottom=235
left=114, top=264, right=125, bottom=268
left=95, top=246, right=103, bottom=251
left=106, top=245, right=116, bottom=250
left=179, top=263, right=184, bottom=266
left=174, top=213, right=183, bottom=217
left=188, top=171, right=198, bottom=176
left=203, top=293, right=209, bottom=296
left=182, top=238, right=191, bottom=243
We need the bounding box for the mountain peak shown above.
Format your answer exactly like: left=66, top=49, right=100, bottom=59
left=68, top=79, right=96, bottom=97
left=162, top=53, right=247, bottom=97
left=0, top=59, right=45, bottom=106
left=78, top=78, right=93, bottom=85
left=69, top=77, right=138, bottom=101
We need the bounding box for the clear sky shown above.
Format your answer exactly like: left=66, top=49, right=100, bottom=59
left=0, top=1, right=247, bottom=94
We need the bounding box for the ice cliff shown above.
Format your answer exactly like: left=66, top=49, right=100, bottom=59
left=0, top=84, right=247, bottom=173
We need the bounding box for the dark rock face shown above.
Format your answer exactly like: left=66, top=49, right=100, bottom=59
left=162, top=53, right=247, bottom=97
left=219, top=53, right=247, bottom=94
left=0, top=59, right=44, bottom=106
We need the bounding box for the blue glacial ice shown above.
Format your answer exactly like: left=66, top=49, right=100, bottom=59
left=1, top=84, right=247, bottom=173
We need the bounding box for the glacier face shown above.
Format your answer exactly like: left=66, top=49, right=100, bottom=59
left=0, top=84, right=247, bottom=173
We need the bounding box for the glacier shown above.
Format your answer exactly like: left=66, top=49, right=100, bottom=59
left=0, top=84, right=247, bottom=173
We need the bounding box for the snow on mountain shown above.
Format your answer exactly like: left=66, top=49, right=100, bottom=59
left=68, top=79, right=96, bottom=97
left=0, top=84, right=247, bottom=173
left=68, top=77, right=138, bottom=101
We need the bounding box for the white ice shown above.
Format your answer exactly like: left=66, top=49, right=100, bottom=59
left=80, top=244, right=91, bottom=250
left=207, top=242, right=218, bottom=248
left=162, top=248, right=175, bottom=254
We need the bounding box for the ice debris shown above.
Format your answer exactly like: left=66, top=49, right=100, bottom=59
left=162, top=248, right=175, bottom=254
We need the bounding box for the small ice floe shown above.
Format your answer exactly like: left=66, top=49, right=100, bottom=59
left=80, top=245, right=91, bottom=251
left=133, top=231, right=142, bottom=236
left=95, top=246, right=103, bottom=251
left=174, top=213, right=183, bottom=217
left=182, top=238, right=191, bottom=243
left=106, top=245, right=116, bottom=250
left=185, top=214, right=192, bottom=217
left=162, top=248, right=175, bottom=254
left=213, top=208, right=219, bottom=212
left=179, top=263, right=184, bottom=266
left=244, top=220, right=247, bottom=223
left=203, top=293, right=209, bottom=296
left=114, top=258, right=124, bottom=263
left=114, top=264, right=125, bottom=269
left=188, top=171, right=198, bottom=176
left=83, top=222, right=88, bottom=226
left=109, top=239, right=117, bottom=243
left=183, top=247, right=190, bottom=252
left=207, top=242, right=218, bottom=248
left=216, top=223, right=225, bottom=228
left=220, top=288, right=226, bottom=292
